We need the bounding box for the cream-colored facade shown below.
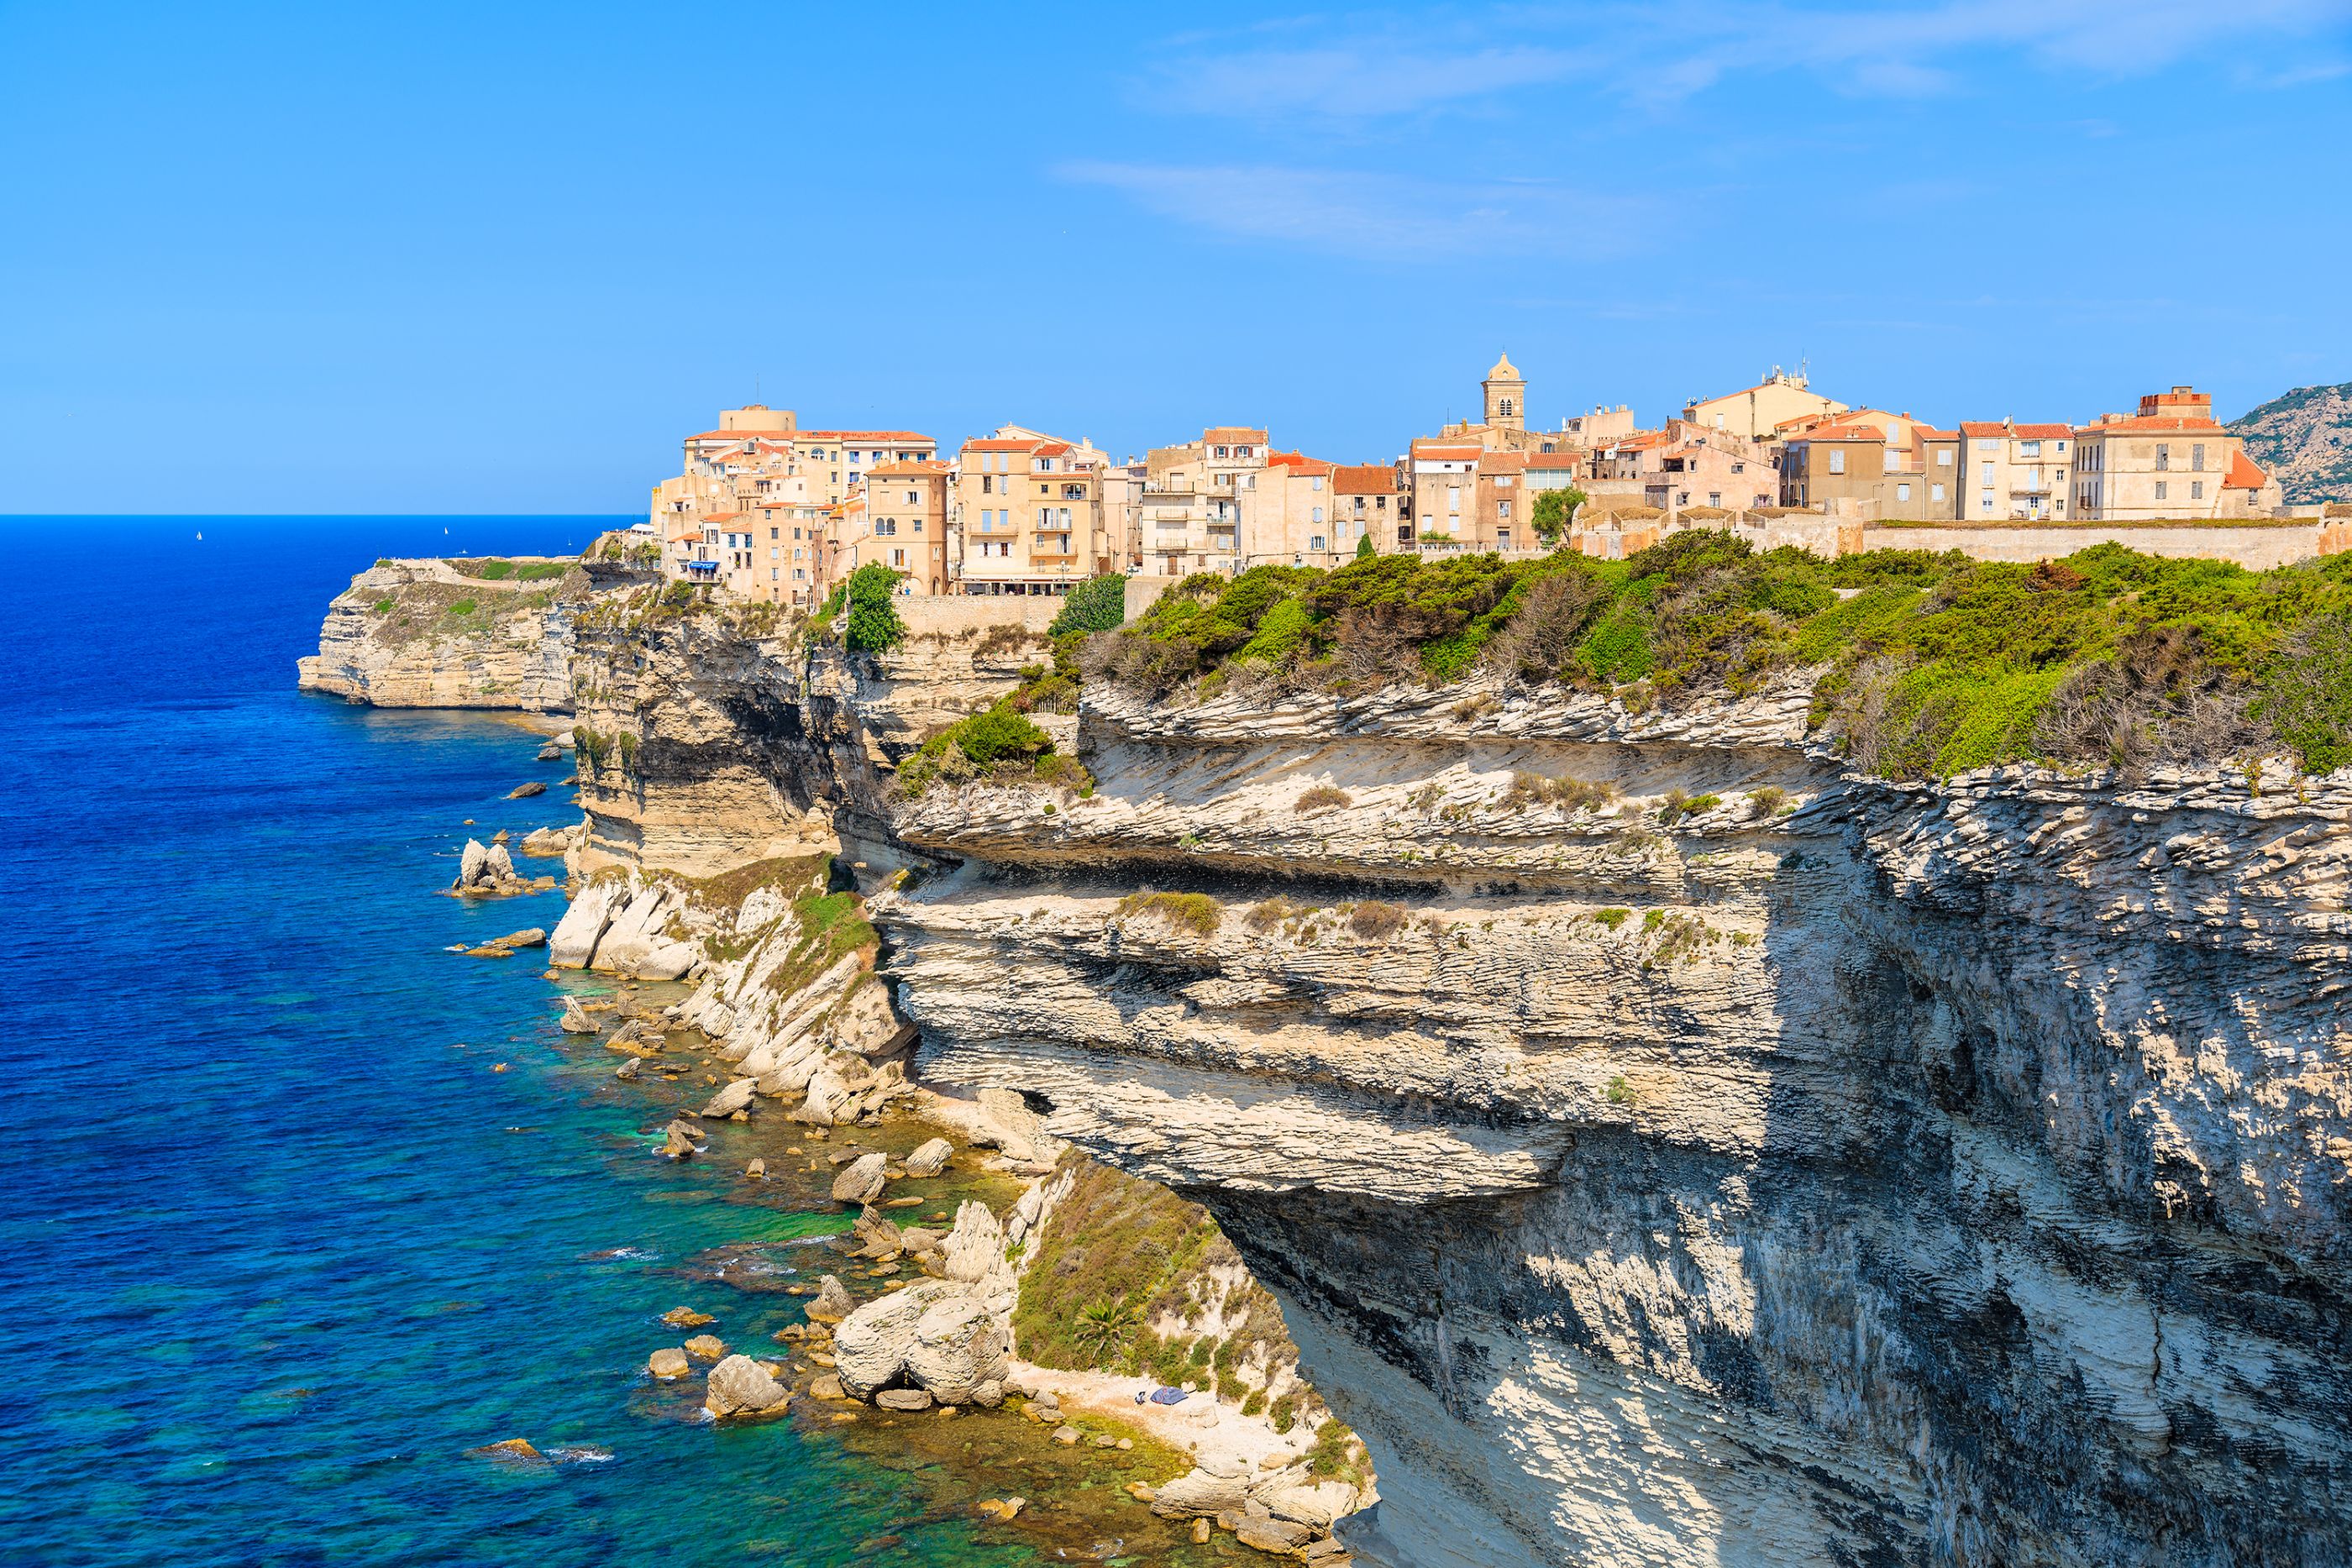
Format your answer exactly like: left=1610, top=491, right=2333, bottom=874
left=858, top=460, right=953, bottom=595
left=1100, top=460, right=1147, bottom=571
left=1957, top=421, right=2076, bottom=521
left=1684, top=370, right=1845, bottom=442
left=1238, top=453, right=1362, bottom=568
left=1334, top=464, right=1410, bottom=552
left=2071, top=388, right=2282, bottom=520
left=952, top=426, right=1112, bottom=595
left=654, top=404, right=932, bottom=603
left=1139, top=427, right=1269, bottom=576
left=1408, top=440, right=1483, bottom=543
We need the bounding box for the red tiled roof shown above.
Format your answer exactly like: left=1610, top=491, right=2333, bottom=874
left=1202, top=427, right=1268, bottom=444
left=963, top=438, right=1046, bottom=453
left=1332, top=464, right=1400, bottom=492
left=1413, top=444, right=1483, bottom=461
left=869, top=459, right=952, bottom=477
left=1609, top=430, right=1672, bottom=451
left=2225, top=449, right=2269, bottom=490
left=1477, top=452, right=1528, bottom=473
left=803, top=430, right=933, bottom=443
left=1523, top=451, right=1587, bottom=470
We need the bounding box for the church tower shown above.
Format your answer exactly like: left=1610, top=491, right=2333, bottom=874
left=1482, top=352, right=1525, bottom=432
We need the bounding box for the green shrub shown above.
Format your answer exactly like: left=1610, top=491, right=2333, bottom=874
left=474, top=559, right=515, bottom=579
left=1349, top=900, right=1406, bottom=940
left=1606, top=1074, right=1633, bottom=1105
left=843, top=564, right=907, bottom=653
left=1747, top=785, right=1789, bottom=816
left=1095, top=533, right=2352, bottom=779
left=1356, top=532, right=1376, bottom=559
left=446, top=598, right=478, bottom=617
left=1269, top=1393, right=1299, bottom=1434
left=1591, top=907, right=1630, bottom=930
left=1050, top=573, right=1129, bottom=636
left=1116, top=891, right=1221, bottom=938
left=1295, top=784, right=1352, bottom=813
left=516, top=561, right=566, bottom=582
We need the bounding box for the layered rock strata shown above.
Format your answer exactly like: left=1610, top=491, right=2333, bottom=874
left=873, top=679, right=2352, bottom=1568
left=297, top=558, right=585, bottom=711
left=313, top=567, right=2352, bottom=1566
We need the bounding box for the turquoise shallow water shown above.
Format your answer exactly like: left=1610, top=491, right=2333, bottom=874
left=0, top=518, right=1105, bottom=1567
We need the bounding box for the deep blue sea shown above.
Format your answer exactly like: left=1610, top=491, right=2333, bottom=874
left=0, top=518, right=1139, bottom=1567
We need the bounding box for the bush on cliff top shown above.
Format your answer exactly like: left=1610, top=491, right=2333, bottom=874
left=1049, top=572, right=1128, bottom=637
left=1088, top=535, right=2352, bottom=779
left=842, top=564, right=907, bottom=653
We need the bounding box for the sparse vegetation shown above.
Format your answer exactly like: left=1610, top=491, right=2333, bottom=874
left=1246, top=896, right=1299, bottom=931
left=1591, top=907, right=1631, bottom=930
left=1747, top=784, right=1789, bottom=817
left=1657, top=790, right=1721, bottom=824
left=1349, top=900, right=1406, bottom=940
left=1116, top=891, right=1221, bottom=938
left=1296, top=784, right=1352, bottom=813
left=1504, top=772, right=1616, bottom=812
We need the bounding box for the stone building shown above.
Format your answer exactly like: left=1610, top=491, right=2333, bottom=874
left=1138, top=427, right=1270, bottom=576
left=2071, top=388, right=2284, bottom=519
left=1683, top=370, right=1846, bottom=442
left=951, top=426, right=1113, bottom=595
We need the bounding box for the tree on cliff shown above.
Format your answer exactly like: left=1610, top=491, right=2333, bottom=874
left=1050, top=573, right=1128, bottom=636
left=843, top=564, right=908, bottom=653
left=1531, top=486, right=1586, bottom=547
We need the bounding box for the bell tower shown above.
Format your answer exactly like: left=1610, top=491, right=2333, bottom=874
left=1483, top=352, right=1525, bottom=432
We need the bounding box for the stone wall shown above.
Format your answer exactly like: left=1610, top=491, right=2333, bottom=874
left=1860, top=520, right=2336, bottom=569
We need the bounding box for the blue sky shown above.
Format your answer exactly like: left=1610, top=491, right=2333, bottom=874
left=3, top=0, right=2349, bottom=514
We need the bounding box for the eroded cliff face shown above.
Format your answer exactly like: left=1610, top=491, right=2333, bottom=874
left=510, top=603, right=2352, bottom=1567
left=297, top=559, right=585, bottom=711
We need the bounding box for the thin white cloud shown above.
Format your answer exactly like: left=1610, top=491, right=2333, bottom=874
left=1146, top=0, right=2352, bottom=117
left=1055, top=160, right=1653, bottom=260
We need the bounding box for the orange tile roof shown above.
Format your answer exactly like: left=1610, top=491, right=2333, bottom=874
left=963, top=438, right=1046, bottom=453
left=1794, top=422, right=1889, bottom=442
left=1523, top=451, right=1586, bottom=470
left=1959, top=421, right=2074, bottom=439
left=1477, top=452, right=1528, bottom=474
left=1414, top=444, right=1483, bottom=461
left=869, top=459, right=952, bottom=477
left=1912, top=427, right=1958, bottom=441
left=1609, top=430, right=1672, bottom=451
left=2224, top=449, right=2269, bottom=489
left=1202, top=427, right=1268, bottom=443
left=803, top=430, right=933, bottom=443
left=1332, top=464, right=1400, bottom=492
left=2075, top=416, right=2225, bottom=434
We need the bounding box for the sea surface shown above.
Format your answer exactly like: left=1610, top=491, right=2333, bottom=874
left=0, top=517, right=1107, bottom=1566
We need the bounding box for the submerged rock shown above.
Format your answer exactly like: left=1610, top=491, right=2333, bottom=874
left=682, top=1333, right=727, bottom=1361
left=558, top=996, right=598, bottom=1035
left=507, top=780, right=547, bottom=799
left=661, top=1307, right=715, bottom=1329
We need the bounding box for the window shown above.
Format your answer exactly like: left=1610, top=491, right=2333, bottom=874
left=2156, top=443, right=2171, bottom=470
left=1977, top=438, right=1998, bottom=452
left=770, top=527, right=779, bottom=540
left=912, top=519, right=923, bottom=533
left=1982, top=491, right=1995, bottom=512
left=1214, top=446, right=1228, bottom=459
left=1311, top=506, right=1324, bottom=523
left=1709, top=492, right=1721, bottom=507
left=1930, top=483, right=1945, bottom=502
left=1938, top=448, right=1953, bottom=467
left=2192, top=480, right=2205, bottom=500
left=1829, top=449, right=1846, bottom=474
left=1310, top=535, right=1326, bottom=552
left=2155, top=480, right=2169, bottom=501
left=1447, top=485, right=1462, bottom=513
left=2021, top=440, right=2041, bottom=458
left=2192, top=443, right=2206, bottom=472
left=1498, top=501, right=1512, bottom=519
left=1897, top=483, right=1913, bottom=503
left=1236, top=446, right=1253, bottom=458
left=906, top=490, right=919, bottom=505
left=1310, top=476, right=1324, bottom=491
left=2055, top=441, right=2066, bottom=454
left=1494, top=475, right=1513, bottom=488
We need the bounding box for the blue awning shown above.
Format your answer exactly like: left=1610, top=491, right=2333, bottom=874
left=684, top=559, right=720, bottom=571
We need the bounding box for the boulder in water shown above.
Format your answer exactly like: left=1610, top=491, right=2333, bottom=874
left=559, top=996, right=599, bottom=1036
left=903, top=1137, right=953, bottom=1177
left=507, top=780, right=548, bottom=799
left=682, top=1333, right=727, bottom=1361
left=807, top=1274, right=855, bottom=1324
left=647, top=1347, right=689, bottom=1381
left=702, top=1355, right=790, bottom=1419
left=661, top=1307, right=715, bottom=1329
left=700, top=1079, right=757, bottom=1120
left=830, top=1151, right=887, bottom=1206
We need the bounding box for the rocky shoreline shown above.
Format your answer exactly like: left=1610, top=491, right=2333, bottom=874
left=444, top=754, right=1370, bottom=1560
